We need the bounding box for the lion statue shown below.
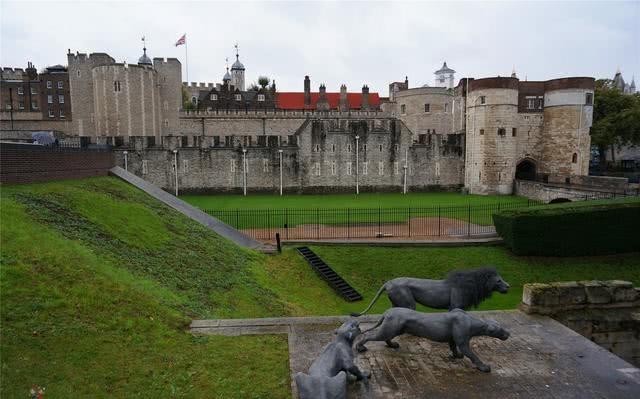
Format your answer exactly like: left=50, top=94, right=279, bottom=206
left=356, top=308, right=510, bottom=372
left=351, top=267, right=509, bottom=316
left=294, top=319, right=370, bottom=399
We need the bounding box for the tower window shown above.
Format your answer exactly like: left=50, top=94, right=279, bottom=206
left=379, top=144, right=383, bottom=152
left=572, top=153, right=578, bottom=163
left=114, top=81, right=121, bottom=92
left=585, top=93, right=593, bottom=105
left=479, top=129, right=484, bottom=135
left=480, top=96, right=486, bottom=104
left=527, top=98, right=535, bottom=109
left=424, top=104, right=430, bottom=113
left=497, top=128, right=506, bottom=136
left=400, top=104, right=406, bottom=114
left=191, top=96, right=197, bottom=104
left=444, top=103, right=448, bottom=112
left=512, top=128, right=517, bottom=137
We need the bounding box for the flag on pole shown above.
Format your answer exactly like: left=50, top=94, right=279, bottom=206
left=175, top=34, right=186, bottom=47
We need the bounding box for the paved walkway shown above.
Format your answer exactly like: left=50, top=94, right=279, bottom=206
left=191, top=311, right=640, bottom=398
left=110, top=167, right=272, bottom=252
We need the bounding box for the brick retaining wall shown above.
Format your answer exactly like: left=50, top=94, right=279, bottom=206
left=0, top=142, right=115, bottom=184
left=520, top=280, right=640, bottom=366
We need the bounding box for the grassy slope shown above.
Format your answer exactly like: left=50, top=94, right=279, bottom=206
left=181, top=192, right=530, bottom=210
left=1, top=177, right=290, bottom=398
left=255, top=246, right=640, bottom=316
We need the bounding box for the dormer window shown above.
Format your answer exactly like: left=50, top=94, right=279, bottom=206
left=235, top=94, right=242, bottom=101
left=257, top=94, right=265, bottom=102
left=210, top=94, right=218, bottom=101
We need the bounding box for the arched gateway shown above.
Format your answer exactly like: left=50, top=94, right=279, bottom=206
left=515, top=159, right=537, bottom=181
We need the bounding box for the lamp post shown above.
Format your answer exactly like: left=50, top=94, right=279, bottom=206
left=278, top=149, right=283, bottom=196
left=403, top=148, right=408, bottom=194
left=355, top=135, right=360, bottom=195
left=242, top=148, right=247, bottom=196
left=172, top=149, right=178, bottom=197
left=123, top=150, right=128, bottom=171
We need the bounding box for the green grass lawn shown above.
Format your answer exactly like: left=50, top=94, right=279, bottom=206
left=3, top=176, right=639, bottom=397
left=182, top=192, right=533, bottom=228
left=1, top=178, right=291, bottom=398
left=256, top=246, right=640, bottom=316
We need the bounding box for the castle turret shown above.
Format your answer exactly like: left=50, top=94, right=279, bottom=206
left=230, top=44, right=245, bottom=91
left=630, top=76, right=636, bottom=94
left=339, top=84, right=349, bottom=112
left=435, top=62, right=455, bottom=89
left=304, top=75, right=311, bottom=107
left=316, top=84, right=329, bottom=111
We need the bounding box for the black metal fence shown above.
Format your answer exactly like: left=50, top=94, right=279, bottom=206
left=204, top=200, right=546, bottom=241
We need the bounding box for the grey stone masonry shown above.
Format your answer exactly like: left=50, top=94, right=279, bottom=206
left=109, top=166, right=270, bottom=251
left=521, top=281, right=640, bottom=367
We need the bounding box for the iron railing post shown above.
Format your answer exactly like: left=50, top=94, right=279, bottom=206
left=467, top=204, right=471, bottom=237
left=438, top=205, right=441, bottom=236
left=408, top=207, right=411, bottom=237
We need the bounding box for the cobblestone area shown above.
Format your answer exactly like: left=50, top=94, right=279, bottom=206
left=191, top=311, right=640, bottom=398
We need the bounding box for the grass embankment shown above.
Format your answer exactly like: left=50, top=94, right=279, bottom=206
left=259, top=246, right=640, bottom=316
left=182, top=192, right=532, bottom=228
left=1, top=177, right=290, bottom=398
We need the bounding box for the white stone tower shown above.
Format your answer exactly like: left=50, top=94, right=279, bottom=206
left=230, top=43, right=245, bottom=91
left=434, top=61, right=455, bottom=89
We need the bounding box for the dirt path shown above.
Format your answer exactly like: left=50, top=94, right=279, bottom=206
left=241, top=217, right=495, bottom=243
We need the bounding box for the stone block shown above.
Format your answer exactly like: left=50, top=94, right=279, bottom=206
left=522, top=283, right=554, bottom=306
left=553, top=281, right=587, bottom=305
left=581, top=281, right=612, bottom=304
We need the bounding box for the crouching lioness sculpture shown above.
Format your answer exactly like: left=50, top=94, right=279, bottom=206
left=356, top=308, right=510, bottom=372
left=352, top=267, right=510, bottom=316
left=295, top=319, right=370, bottom=399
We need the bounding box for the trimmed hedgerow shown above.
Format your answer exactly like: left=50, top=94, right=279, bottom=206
left=493, top=197, right=640, bottom=256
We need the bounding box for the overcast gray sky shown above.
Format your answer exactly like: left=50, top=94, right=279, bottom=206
left=1, top=0, right=638, bottom=95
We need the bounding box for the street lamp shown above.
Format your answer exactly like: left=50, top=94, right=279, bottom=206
left=403, top=148, right=408, bottom=194
left=123, top=150, right=128, bottom=171
left=278, top=149, right=283, bottom=196
left=355, top=135, right=360, bottom=195
left=242, top=148, right=247, bottom=196
left=172, top=149, right=178, bottom=197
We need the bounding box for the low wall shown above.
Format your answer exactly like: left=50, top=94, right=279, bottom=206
left=521, top=281, right=640, bottom=366
left=0, top=142, right=115, bottom=184
left=514, top=179, right=633, bottom=202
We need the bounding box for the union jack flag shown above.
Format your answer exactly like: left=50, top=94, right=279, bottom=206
left=175, top=34, right=186, bottom=47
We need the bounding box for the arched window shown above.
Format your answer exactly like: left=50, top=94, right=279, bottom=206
left=572, top=153, right=578, bottom=163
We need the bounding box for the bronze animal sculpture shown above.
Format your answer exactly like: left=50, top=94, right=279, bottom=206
left=295, top=319, right=370, bottom=399
left=356, top=308, right=509, bottom=372
left=352, top=267, right=509, bottom=316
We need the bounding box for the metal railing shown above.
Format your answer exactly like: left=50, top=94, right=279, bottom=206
left=204, top=200, right=544, bottom=241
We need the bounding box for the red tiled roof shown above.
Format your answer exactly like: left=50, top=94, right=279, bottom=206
left=276, top=92, right=381, bottom=110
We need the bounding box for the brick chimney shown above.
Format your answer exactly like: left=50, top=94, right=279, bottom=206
left=316, top=84, right=330, bottom=111
left=304, top=75, right=311, bottom=107
left=339, top=84, right=349, bottom=112
left=361, top=85, right=370, bottom=110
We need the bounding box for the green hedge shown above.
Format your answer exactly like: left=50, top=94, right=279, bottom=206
left=493, top=197, right=640, bottom=256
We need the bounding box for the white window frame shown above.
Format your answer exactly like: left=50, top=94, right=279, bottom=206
left=235, top=94, right=242, bottom=101
left=18, top=101, right=24, bottom=110
left=31, top=87, right=37, bottom=95
left=60, top=109, right=65, bottom=118
left=31, top=101, right=38, bottom=109
left=17, top=87, right=24, bottom=95
left=58, top=95, right=64, bottom=104
left=210, top=94, right=218, bottom=101
left=527, top=98, right=536, bottom=109
left=47, top=95, right=53, bottom=104
left=57, top=81, right=63, bottom=89
left=257, top=94, right=265, bottom=102
left=46, top=81, right=52, bottom=89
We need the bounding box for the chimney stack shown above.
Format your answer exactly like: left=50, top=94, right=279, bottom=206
left=361, top=85, right=370, bottom=110
left=304, top=75, right=311, bottom=107
left=339, top=84, right=349, bottom=112
left=316, top=84, right=329, bottom=111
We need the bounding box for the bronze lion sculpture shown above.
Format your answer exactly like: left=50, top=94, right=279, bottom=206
left=295, top=319, right=370, bottom=399
left=356, top=308, right=510, bottom=372
left=352, top=267, right=509, bottom=316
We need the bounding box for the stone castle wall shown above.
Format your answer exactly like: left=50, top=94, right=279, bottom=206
left=521, top=281, right=640, bottom=367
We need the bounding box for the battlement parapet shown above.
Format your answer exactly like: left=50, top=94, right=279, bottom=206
left=183, top=82, right=217, bottom=88
left=180, top=108, right=390, bottom=119
left=1, top=68, right=26, bottom=80
left=153, top=57, right=181, bottom=66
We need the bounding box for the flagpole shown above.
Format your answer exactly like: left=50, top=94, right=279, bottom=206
left=185, top=33, right=189, bottom=83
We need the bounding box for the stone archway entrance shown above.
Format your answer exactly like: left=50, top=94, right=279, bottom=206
left=516, top=159, right=537, bottom=180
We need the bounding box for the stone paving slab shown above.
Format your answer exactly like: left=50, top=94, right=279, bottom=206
left=191, top=311, right=640, bottom=398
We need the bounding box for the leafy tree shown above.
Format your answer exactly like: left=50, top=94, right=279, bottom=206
left=591, top=79, right=640, bottom=166
left=248, top=83, right=260, bottom=91
left=258, top=76, right=270, bottom=89
left=182, top=86, right=196, bottom=111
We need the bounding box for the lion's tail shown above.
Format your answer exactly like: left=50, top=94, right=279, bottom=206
left=360, top=313, right=386, bottom=334
left=350, top=283, right=387, bottom=317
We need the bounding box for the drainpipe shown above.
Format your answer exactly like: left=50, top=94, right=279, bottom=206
left=403, top=148, right=408, bottom=194
left=123, top=150, right=128, bottom=171
left=173, top=149, right=178, bottom=196
left=242, top=148, right=247, bottom=196
left=355, top=135, right=360, bottom=195
left=278, top=149, right=283, bottom=196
